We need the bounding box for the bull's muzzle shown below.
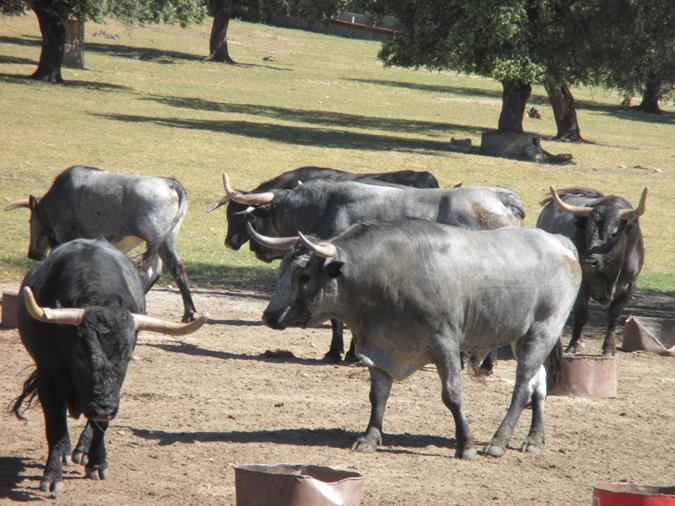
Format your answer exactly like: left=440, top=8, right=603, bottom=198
left=262, top=306, right=290, bottom=330
left=84, top=405, right=118, bottom=422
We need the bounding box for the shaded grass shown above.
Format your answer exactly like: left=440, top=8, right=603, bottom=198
left=0, top=13, right=673, bottom=294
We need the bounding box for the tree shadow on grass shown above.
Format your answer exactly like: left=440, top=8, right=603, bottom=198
left=0, top=55, right=36, bottom=65
left=131, top=426, right=457, bottom=454
left=348, top=77, right=674, bottom=125
left=143, top=95, right=483, bottom=136
left=0, top=71, right=133, bottom=91
left=93, top=113, right=458, bottom=154
left=0, top=456, right=42, bottom=502
left=185, top=261, right=276, bottom=292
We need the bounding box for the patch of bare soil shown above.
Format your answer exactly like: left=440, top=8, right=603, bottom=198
left=1, top=285, right=673, bottom=505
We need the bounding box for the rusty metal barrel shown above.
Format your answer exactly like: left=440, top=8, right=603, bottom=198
left=234, top=464, right=364, bottom=506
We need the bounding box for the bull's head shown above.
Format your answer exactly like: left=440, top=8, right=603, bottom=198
left=207, top=173, right=280, bottom=253
left=550, top=186, right=647, bottom=301
left=23, top=287, right=208, bottom=421
left=5, top=195, right=52, bottom=261
left=248, top=224, right=342, bottom=330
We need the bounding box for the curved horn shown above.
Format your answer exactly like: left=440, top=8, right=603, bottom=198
left=550, top=186, right=593, bottom=217
left=233, top=206, right=255, bottom=216
left=618, top=187, right=648, bottom=220
left=133, top=312, right=209, bottom=335
left=298, top=231, right=337, bottom=259
left=4, top=199, right=31, bottom=211
left=246, top=222, right=298, bottom=251
left=224, top=173, right=275, bottom=206
left=22, top=287, right=86, bottom=325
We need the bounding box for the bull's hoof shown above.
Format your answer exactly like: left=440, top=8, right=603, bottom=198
left=565, top=341, right=584, bottom=354
left=351, top=437, right=378, bottom=453
left=521, top=439, right=543, bottom=455
left=62, top=454, right=73, bottom=466
left=85, top=466, right=108, bottom=480
left=39, top=479, right=64, bottom=493
left=456, top=446, right=477, bottom=460
left=601, top=347, right=616, bottom=357
left=72, top=451, right=88, bottom=465
left=322, top=351, right=342, bottom=363
left=486, top=444, right=506, bottom=458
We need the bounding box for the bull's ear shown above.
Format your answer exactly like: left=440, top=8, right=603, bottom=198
left=29, top=195, right=40, bottom=209
left=324, top=260, right=344, bottom=279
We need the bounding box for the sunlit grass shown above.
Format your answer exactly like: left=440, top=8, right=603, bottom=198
left=0, top=13, right=673, bottom=291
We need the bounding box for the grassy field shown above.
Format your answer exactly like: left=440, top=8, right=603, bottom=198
left=1, top=13, right=673, bottom=292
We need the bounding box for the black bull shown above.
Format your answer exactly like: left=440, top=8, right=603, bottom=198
left=207, top=166, right=440, bottom=252
left=260, top=220, right=581, bottom=459
left=536, top=187, right=647, bottom=355
left=12, top=239, right=207, bottom=493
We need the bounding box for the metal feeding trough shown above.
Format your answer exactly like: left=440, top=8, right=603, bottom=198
left=548, top=354, right=617, bottom=398
left=623, top=316, right=675, bottom=357
left=593, top=483, right=675, bottom=506
left=234, top=464, right=364, bottom=506
left=1, top=290, right=20, bottom=329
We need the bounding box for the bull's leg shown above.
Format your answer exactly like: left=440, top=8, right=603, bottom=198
left=520, top=365, right=547, bottom=454
left=344, top=334, right=358, bottom=363
left=84, top=421, right=109, bottom=480
left=566, top=286, right=590, bottom=354
left=159, top=243, right=197, bottom=323
left=36, top=372, right=70, bottom=493
left=434, top=344, right=475, bottom=459
left=488, top=335, right=549, bottom=457
left=323, top=319, right=344, bottom=362
left=72, top=422, right=93, bottom=465
left=142, top=255, right=163, bottom=293
left=352, top=367, right=392, bottom=453
left=603, top=288, right=631, bottom=356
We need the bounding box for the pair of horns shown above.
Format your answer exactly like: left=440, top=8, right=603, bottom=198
left=246, top=222, right=336, bottom=258
left=23, top=287, right=208, bottom=336
left=207, top=173, right=276, bottom=213
left=550, top=186, right=648, bottom=220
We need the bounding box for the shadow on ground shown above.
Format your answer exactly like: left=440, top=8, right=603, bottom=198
left=131, top=426, right=458, bottom=455
left=93, top=113, right=456, bottom=154
left=143, top=95, right=484, bottom=136
left=0, top=456, right=42, bottom=502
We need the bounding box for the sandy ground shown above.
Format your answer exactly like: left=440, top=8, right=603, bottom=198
left=0, top=283, right=673, bottom=505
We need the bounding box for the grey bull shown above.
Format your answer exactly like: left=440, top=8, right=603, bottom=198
left=5, top=165, right=198, bottom=322
left=238, top=176, right=525, bottom=362
left=257, top=220, right=581, bottom=458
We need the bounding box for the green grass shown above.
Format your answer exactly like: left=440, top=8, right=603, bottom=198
left=1, top=13, right=673, bottom=292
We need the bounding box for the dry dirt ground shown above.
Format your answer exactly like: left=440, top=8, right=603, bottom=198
left=0, top=283, right=673, bottom=505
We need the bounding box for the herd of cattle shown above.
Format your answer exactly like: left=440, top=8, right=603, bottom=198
left=5, top=165, right=647, bottom=493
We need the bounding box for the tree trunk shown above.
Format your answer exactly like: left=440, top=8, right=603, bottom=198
left=498, top=80, right=531, bottom=133
left=545, top=81, right=583, bottom=142
left=209, top=0, right=235, bottom=63
left=63, top=18, right=85, bottom=69
left=638, top=73, right=662, bottom=114
left=32, top=6, right=66, bottom=83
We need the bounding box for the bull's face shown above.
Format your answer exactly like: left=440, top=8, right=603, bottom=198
left=247, top=205, right=285, bottom=263
left=28, top=196, right=51, bottom=261
left=71, top=307, right=136, bottom=421
left=262, top=243, right=343, bottom=330
left=225, top=202, right=249, bottom=251
left=576, top=206, right=636, bottom=303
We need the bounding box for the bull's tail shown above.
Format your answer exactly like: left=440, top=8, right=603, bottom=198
left=10, top=369, right=39, bottom=421
left=137, top=178, right=189, bottom=267
left=546, top=338, right=563, bottom=390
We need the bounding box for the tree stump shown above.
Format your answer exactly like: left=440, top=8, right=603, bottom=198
left=480, top=132, right=573, bottom=164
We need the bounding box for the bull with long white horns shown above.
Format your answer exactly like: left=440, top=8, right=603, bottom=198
left=12, top=238, right=208, bottom=493
left=536, top=186, right=647, bottom=355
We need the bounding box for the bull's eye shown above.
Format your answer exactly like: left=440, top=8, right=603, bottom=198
left=298, top=274, right=310, bottom=285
